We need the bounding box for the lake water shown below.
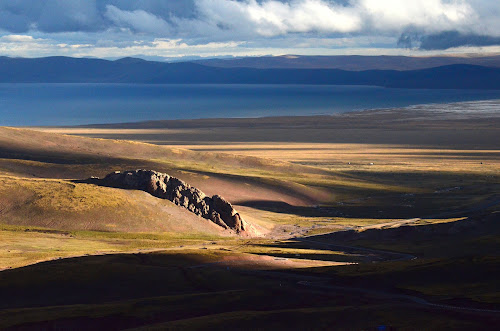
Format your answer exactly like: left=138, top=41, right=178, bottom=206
left=1, top=84, right=500, bottom=126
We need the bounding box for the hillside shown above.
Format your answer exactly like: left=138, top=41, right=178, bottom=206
left=0, top=175, right=226, bottom=235
left=0, top=126, right=336, bottom=237
left=0, top=56, right=499, bottom=89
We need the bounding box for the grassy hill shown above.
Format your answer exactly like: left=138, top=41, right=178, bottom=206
left=0, top=126, right=338, bottom=238
left=0, top=175, right=229, bottom=235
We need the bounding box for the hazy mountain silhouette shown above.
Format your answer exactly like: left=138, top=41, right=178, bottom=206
left=196, top=54, right=500, bottom=71
left=0, top=56, right=499, bottom=89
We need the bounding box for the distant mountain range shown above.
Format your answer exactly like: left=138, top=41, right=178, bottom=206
left=197, top=54, right=500, bottom=71
left=1, top=56, right=499, bottom=89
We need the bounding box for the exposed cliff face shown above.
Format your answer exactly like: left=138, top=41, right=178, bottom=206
left=87, top=170, right=245, bottom=233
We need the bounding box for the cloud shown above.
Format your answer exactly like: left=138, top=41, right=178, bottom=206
left=0, top=0, right=104, bottom=33
left=419, top=31, right=500, bottom=50
left=0, top=10, right=32, bottom=33
left=359, top=0, right=473, bottom=32
left=0, top=0, right=500, bottom=56
left=191, top=0, right=362, bottom=37
left=0, top=0, right=489, bottom=38
left=36, top=0, right=104, bottom=33
left=0, top=33, right=247, bottom=59
left=100, top=0, right=197, bottom=22
left=104, top=5, right=173, bottom=35
left=0, top=34, right=37, bottom=42
left=0, top=34, right=65, bottom=57
left=180, top=0, right=477, bottom=39
left=398, top=28, right=500, bottom=50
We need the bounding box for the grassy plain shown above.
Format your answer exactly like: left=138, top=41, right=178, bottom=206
left=0, top=103, right=499, bottom=329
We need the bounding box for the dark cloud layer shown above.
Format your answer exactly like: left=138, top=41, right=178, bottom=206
left=398, top=30, right=500, bottom=50
left=419, top=31, right=500, bottom=50
left=0, top=0, right=196, bottom=33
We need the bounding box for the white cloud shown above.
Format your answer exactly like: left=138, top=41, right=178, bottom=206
left=151, top=39, right=242, bottom=50
left=359, top=0, right=474, bottom=32
left=104, top=5, right=172, bottom=35
left=0, top=34, right=38, bottom=42
left=0, top=34, right=66, bottom=57
left=174, top=0, right=480, bottom=40
left=193, top=0, right=361, bottom=37
left=0, top=34, right=246, bottom=59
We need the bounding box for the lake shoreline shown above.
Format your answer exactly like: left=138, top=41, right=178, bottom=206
left=2, top=84, right=500, bottom=127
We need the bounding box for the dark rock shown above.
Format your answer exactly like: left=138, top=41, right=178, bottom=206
left=86, top=170, right=246, bottom=233
left=212, top=195, right=245, bottom=232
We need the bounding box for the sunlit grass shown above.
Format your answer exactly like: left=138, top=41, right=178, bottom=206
left=0, top=222, right=230, bottom=270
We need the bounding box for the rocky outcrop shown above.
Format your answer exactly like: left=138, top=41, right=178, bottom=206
left=87, top=170, right=245, bottom=233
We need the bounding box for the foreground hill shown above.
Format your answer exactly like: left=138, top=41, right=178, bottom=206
left=1, top=56, right=499, bottom=89
left=0, top=175, right=227, bottom=235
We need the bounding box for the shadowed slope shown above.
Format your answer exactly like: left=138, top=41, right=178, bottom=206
left=0, top=126, right=331, bottom=206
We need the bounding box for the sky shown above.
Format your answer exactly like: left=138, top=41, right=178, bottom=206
left=1, top=0, right=500, bottom=60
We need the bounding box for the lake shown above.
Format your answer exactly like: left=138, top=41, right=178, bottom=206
left=1, top=84, right=500, bottom=126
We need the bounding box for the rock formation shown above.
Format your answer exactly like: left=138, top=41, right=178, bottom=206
left=87, top=170, right=245, bottom=233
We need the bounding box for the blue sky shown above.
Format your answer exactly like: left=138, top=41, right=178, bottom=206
left=1, top=0, right=499, bottom=60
